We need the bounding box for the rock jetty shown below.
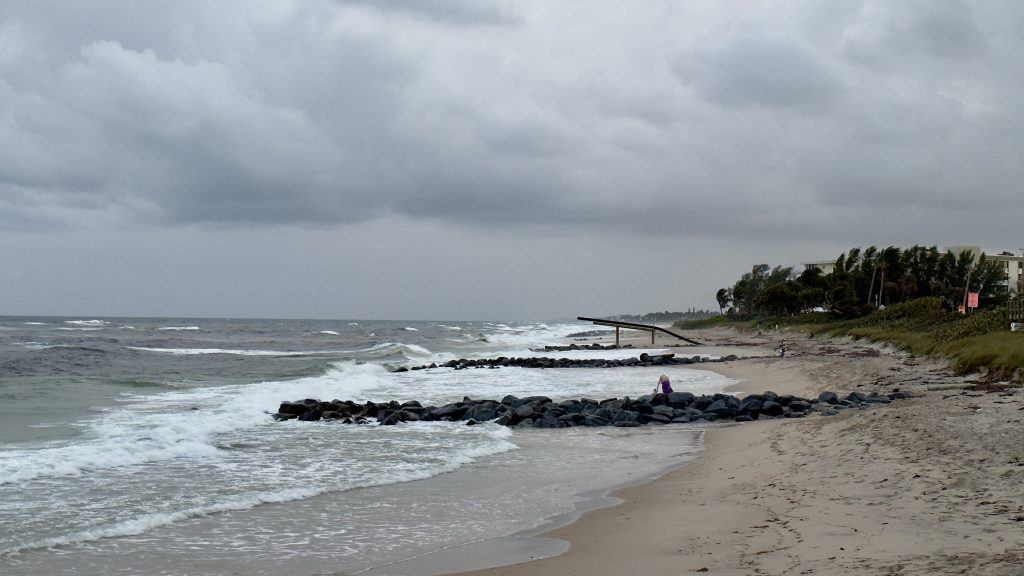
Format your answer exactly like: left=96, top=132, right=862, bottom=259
left=393, top=352, right=738, bottom=372
left=272, top=389, right=913, bottom=427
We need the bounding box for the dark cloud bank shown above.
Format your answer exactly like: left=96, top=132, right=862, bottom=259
left=2, top=0, right=1023, bottom=319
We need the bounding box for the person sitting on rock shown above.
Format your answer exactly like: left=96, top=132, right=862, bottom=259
left=656, top=374, right=673, bottom=394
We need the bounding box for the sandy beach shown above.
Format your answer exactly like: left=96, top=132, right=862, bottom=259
left=453, top=327, right=1024, bottom=575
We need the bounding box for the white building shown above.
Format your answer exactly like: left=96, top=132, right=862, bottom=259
left=990, top=251, right=1024, bottom=295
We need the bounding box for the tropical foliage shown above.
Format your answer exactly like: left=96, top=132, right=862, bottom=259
left=717, top=246, right=1010, bottom=320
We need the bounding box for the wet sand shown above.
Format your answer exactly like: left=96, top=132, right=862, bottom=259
left=453, top=326, right=1024, bottom=575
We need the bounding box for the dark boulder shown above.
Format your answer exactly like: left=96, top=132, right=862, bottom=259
left=818, top=391, right=840, bottom=405
left=533, top=416, right=565, bottom=428
left=297, top=407, right=323, bottom=421
left=705, top=397, right=740, bottom=418
left=739, top=395, right=765, bottom=415
left=429, top=403, right=470, bottom=421
left=847, top=391, right=868, bottom=404
left=652, top=405, right=676, bottom=419
left=611, top=409, right=640, bottom=425
left=558, top=413, right=587, bottom=426
left=463, top=404, right=498, bottom=422
left=788, top=400, right=812, bottom=413
left=864, top=393, right=891, bottom=404
left=278, top=400, right=315, bottom=416
left=760, top=400, right=785, bottom=417
left=776, top=395, right=797, bottom=406
left=693, top=395, right=714, bottom=411
left=639, top=413, right=672, bottom=425
left=667, top=391, right=695, bottom=408
left=514, top=404, right=536, bottom=420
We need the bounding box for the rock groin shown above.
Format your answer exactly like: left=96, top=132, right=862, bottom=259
left=393, top=353, right=739, bottom=372
left=273, top=390, right=913, bottom=427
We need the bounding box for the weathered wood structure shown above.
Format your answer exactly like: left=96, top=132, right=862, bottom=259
left=577, top=316, right=702, bottom=346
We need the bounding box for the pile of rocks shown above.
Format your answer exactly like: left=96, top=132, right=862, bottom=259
left=394, top=353, right=739, bottom=372
left=273, top=389, right=913, bottom=427
left=530, top=343, right=628, bottom=352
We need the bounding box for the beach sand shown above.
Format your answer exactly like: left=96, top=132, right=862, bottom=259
left=452, top=326, right=1024, bottom=575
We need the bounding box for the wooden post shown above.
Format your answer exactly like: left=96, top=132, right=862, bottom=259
left=615, top=327, right=620, bottom=346
left=651, top=329, right=655, bottom=345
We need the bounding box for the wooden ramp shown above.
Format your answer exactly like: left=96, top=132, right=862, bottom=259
left=577, top=317, right=703, bottom=346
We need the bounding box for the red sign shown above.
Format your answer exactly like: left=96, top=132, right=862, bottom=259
left=967, top=292, right=980, bottom=308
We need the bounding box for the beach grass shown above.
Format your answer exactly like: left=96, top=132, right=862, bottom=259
left=680, top=298, right=1024, bottom=382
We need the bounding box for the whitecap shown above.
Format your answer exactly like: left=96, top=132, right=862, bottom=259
left=157, top=326, right=200, bottom=331
left=128, top=347, right=321, bottom=357
left=359, top=342, right=433, bottom=360
left=16, top=342, right=54, bottom=350
left=0, top=361, right=389, bottom=487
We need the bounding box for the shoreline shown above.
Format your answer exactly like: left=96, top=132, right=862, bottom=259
left=447, top=327, right=1024, bottom=575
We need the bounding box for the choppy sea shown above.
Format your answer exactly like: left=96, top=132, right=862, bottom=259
left=0, top=317, right=731, bottom=575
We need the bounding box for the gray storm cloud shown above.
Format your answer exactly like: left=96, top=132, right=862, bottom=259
left=2, top=0, right=1023, bottom=319
left=3, top=0, right=1022, bottom=233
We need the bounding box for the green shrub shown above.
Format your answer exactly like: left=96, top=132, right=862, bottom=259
left=691, top=297, right=1021, bottom=381
left=931, top=308, right=1007, bottom=343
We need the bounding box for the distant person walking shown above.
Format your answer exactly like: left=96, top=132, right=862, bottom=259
left=655, top=374, right=673, bottom=394
left=778, top=340, right=786, bottom=358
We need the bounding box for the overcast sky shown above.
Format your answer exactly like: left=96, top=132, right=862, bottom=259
left=2, top=0, right=1023, bottom=320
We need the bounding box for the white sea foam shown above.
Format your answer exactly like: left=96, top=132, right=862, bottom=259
left=3, top=423, right=515, bottom=556
left=318, top=330, right=339, bottom=335
left=64, top=319, right=109, bottom=326
left=0, top=362, right=387, bottom=485
left=128, top=347, right=322, bottom=356
left=22, top=322, right=49, bottom=325
left=403, top=326, right=419, bottom=331
left=16, top=342, right=55, bottom=350
left=359, top=342, right=434, bottom=360
left=472, top=322, right=600, bottom=356
left=157, top=326, right=200, bottom=331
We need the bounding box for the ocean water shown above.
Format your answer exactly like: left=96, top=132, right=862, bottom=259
left=0, top=317, right=731, bottom=575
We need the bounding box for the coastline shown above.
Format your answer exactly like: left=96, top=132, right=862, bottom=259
left=449, top=327, right=1024, bottom=575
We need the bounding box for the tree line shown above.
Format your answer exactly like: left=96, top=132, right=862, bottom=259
left=612, top=309, right=719, bottom=323
left=717, top=246, right=1011, bottom=319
